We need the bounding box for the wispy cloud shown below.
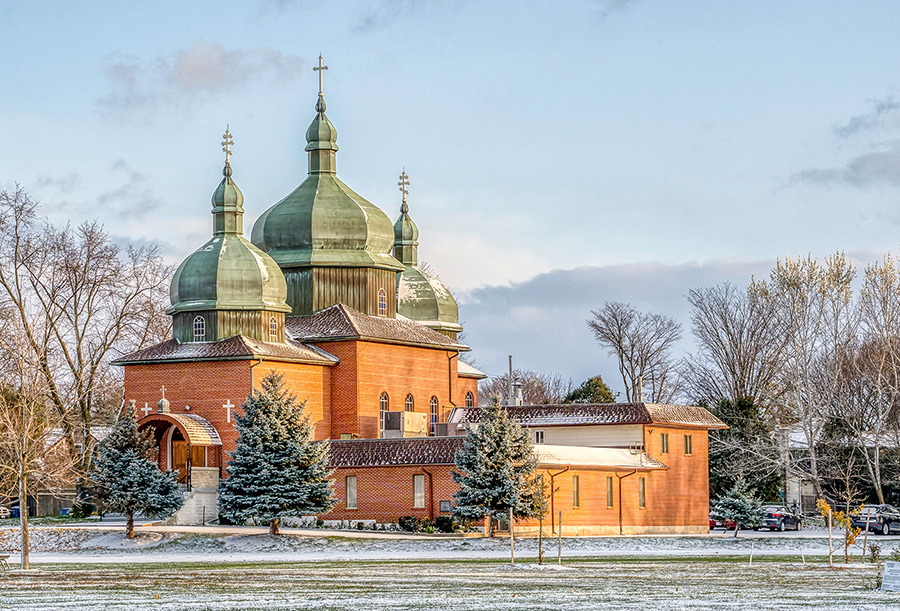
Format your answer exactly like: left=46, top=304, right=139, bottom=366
left=98, top=43, right=304, bottom=119
left=835, top=97, right=900, bottom=138
left=354, top=0, right=431, bottom=33
left=97, top=160, right=164, bottom=220
left=788, top=142, right=900, bottom=188
left=594, top=0, right=645, bottom=19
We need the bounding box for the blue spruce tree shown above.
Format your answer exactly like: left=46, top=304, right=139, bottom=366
left=94, top=401, right=183, bottom=539
left=452, top=395, right=540, bottom=536
left=218, top=372, right=335, bottom=534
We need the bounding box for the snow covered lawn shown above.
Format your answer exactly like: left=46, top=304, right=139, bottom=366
left=0, top=557, right=893, bottom=610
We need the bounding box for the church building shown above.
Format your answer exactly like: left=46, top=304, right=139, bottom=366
left=115, top=58, right=724, bottom=534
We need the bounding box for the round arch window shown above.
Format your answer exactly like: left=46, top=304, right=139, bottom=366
left=193, top=316, right=206, bottom=340
left=377, top=288, right=387, bottom=316
left=405, top=394, right=414, bottom=412
left=465, top=391, right=474, bottom=407
left=380, top=392, right=389, bottom=432
left=430, top=396, right=439, bottom=434
left=269, top=316, right=278, bottom=336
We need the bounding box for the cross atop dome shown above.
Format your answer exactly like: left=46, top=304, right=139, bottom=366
left=398, top=170, right=410, bottom=213
left=313, top=54, right=329, bottom=97
left=221, top=127, right=234, bottom=164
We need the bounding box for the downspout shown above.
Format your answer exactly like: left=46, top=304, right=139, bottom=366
left=617, top=469, right=638, bottom=535
left=547, top=466, right=570, bottom=534
left=423, top=467, right=435, bottom=521
left=250, top=358, right=263, bottom=391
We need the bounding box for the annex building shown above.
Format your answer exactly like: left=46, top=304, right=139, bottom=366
left=115, top=61, right=725, bottom=535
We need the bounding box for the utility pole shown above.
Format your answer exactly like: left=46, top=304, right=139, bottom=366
left=507, top=355, right=514, bottom=406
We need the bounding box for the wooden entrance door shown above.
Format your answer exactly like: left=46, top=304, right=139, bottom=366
left=172, top=439, right=188, bottom=483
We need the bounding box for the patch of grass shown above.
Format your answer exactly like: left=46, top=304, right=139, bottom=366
left=0, top=514, right=100, bottom=527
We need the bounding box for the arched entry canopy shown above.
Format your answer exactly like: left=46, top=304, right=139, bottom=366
left=138, top=413, right=223, bottom=490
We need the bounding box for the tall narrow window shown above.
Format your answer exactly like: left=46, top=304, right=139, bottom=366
left=534, top=430, right=545, bottom=444
left=269, top=316, right=278, bottom=336
left=405, top=394, right=414, bottom=412
left=380, top=392, right=389, bottom=434
left=572, top=475, right=580, bottom=508
left=377, top=288, right=387, bottom=316
left=430, top=396, right=439, bottom=435
left=639, top=477, right=646, bottom=509
left=345, top=476, right=357, bottom=510
left=660, top=433, right=669, bottom=454
left=606, top=476, right=614, bottom=508
left=193, top=316, right=205, bottom=340
left=684, top=434, right=693, bottom=456
left=465, top=391, right=475, bottom=407
left=413, top=474, right=425, bottom=508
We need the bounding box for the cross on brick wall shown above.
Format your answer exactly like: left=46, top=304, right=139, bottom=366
left=141, top=402, right=152, bottom=417
left=223, top=399, right=235, bottom=423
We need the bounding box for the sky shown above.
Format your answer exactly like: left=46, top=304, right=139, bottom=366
left=3, top=1, right=900, bottom=395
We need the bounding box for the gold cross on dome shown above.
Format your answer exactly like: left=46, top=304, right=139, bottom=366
left=221, top=127, right=234, bottom=163
left=398, top=170, right=410, bottom=204
left=313, top=53, right=329, bottom=96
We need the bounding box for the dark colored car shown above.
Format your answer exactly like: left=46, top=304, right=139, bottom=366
left=762, top=505, right=802, bottom=531
left=852, top=505, right=900, bottom=535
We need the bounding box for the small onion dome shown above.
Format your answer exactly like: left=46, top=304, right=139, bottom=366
left=396, top=266, right=462, bottom=336
left=157, top=396, right=170, bottom=413
left=250, top=96, right=403, bottom=272
left=168, top=156, right=291, bottom=316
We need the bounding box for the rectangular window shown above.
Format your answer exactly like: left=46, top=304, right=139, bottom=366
left=639, top=477, right=646, bottom=509
left=660, top=433, right=669, bottom=454
left=413, top=474, right=425, bottom=509
left=606, top=476, right=613, bottom=508
left=684, top=434, right=693, bottom=456
left=534, top=430, right=545, bottom=444
left=439, top=500, right=452, bottom=513
left=572, top=475, right=580, bottom=508
left=345, top=476, right=357, bottom=510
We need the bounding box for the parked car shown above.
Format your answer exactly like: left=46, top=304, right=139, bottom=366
left=0, top=506, right=9, bottom=519
left=851, top=505, right=900, bottom=535
left=762, top=505, right=802, bottom=531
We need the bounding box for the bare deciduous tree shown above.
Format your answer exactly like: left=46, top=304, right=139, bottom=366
left=587, top=302, right=683, bottom=403
left=478, top=369, right=573, bottom=406
left=686, top=283, right=785, bottom=407
left=0, top=186, right=170, bottom=486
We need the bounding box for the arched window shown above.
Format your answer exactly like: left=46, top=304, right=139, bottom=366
left=380, top=392, right=389, bottom=433
left=405, top=394, right=414, bottom=412
left=465, top=391, right=474, bottom=407
left=193, top=316, right=205, bottom=340
left=430, top=396, right=439, bottom=435
left=269, top=316, right=278, bottom=336
left=377, top=288, right=387, bottom=316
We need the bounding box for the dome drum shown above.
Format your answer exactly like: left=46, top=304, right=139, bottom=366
left=173, top=310, right=286, bottom=344
left=286, top=266, right=397, bottom=317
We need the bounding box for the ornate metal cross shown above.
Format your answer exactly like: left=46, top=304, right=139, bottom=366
left=221, top=128, right=234, bottom=164
left=398, top=170, right=410, bottom=204
left=313, top=54, right=328, bottom=96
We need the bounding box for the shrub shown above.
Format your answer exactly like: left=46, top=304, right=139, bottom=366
left=869, top=543, right=881, bottom=564
left=435, top=515, right=458, bottom=533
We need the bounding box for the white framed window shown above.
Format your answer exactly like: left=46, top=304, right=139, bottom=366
left=465, top=391, right=475, bottom=407
left=413, top=474, right=425, bottom=508
left=430, top=396, right=438, bottom=435
left=405, top=394, right=414, bottom=412
left=192, top=316, right=205, bottom=340
left=346, top=476, right=357, bottom=510
left=534, top=430, right=545, bottom=444
left=269, top=316, right=278, bottom=336
left=572, top=475, right=580, bottom=508
left=379, top=392, right=389, bottom=433
left=377, top=288, right=387, bottom=316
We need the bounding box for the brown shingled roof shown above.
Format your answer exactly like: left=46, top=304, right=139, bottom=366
left=328, top=437, right=466, bottom=467
left=286, top=304, right=468, bottom=351
left=452, top=403, right=726, bottom=429
left=113, top=335, right=338, bottom=366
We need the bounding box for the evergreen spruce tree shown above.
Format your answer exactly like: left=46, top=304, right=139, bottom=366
left=218, top=372, right=335, bottom=534
left=711, top=478, right=766, bottom=537
left=452, top=395, right=541, bottom=536
left=94, top=401, right=183, bottom=539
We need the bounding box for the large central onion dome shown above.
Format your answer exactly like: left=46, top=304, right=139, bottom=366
left=251, top=86, right=403, bottom=317
left=169, top=131, right=290, bottom=343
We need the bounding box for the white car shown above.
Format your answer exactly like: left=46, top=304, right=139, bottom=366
left=0, top=506, right=10, bottom=519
